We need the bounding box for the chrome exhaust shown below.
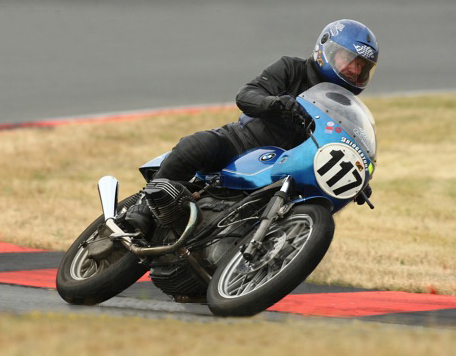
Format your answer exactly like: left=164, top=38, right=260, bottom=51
left=98, top=176, right=200, bottom=257
left=107, top=201, right=200, bottom=257
left=97, top=176, right=119, bottom=221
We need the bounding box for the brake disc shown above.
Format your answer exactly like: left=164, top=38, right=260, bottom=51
left=236, top=230, right=287, bottom=274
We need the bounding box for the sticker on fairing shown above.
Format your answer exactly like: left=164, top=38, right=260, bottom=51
left=313, top=143, right=366, bottom=199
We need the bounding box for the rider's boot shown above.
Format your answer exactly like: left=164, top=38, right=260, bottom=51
left=124, top=195, right=155, bottom=235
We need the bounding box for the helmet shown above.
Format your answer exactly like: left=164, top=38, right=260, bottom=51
left=312, top=19, right=379, bottom=94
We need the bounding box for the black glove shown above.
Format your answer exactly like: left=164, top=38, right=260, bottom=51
left=262, top=95, right=311, bottom=125
left=277, top=95, right=311, bottom=125
left=354, top=184, right=372, bottom=205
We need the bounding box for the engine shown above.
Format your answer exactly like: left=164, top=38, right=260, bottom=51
left=144, top=179, right=195, bottom=236
left=145, top=182, right=250, bottom=301
left=150, top=261, right=208, bottom=301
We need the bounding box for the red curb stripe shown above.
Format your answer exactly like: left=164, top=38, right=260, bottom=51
left=0, top=269, right=150, bottom=289
left=0, top=241, right=48, bottom=253
left=0, top=269, right=59, bottom=289
left=268, top=291, right=456, bottom=317
left=3, top=268, right=456, bottom=317
left=0, top=104, right=236, bottom=131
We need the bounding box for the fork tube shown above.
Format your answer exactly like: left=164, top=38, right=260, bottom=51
left=242, top=176, right=292, bottom=261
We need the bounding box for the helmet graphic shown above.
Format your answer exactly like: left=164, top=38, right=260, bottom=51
left=313, top=19, right=379, bottom=94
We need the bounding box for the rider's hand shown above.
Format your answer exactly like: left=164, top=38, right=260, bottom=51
left=277, top=95, right=312, bottom=125
left=261, top=95, right=312, bottom=126
left=355, top=184, right=372, bottom=205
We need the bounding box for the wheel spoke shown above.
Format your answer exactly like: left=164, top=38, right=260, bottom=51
left=292, top=231, right=310, bottom=248
left=256, top=265, right=276, bottom=287
left=281, top=248, right=299, bottom=269
left=235, top=277, right=250, bottom=296
left=98, top=259, right=111, bottom=273
left=226, top=274, right=246, bottom=295
left=289, top=222, right=310, bottom=242
left=81, top=258, right=92, bottom=270
left=218, top=214, right=315, bottom=299
left=239, top=268, right=268, bottom=295
left=237, top=272, right=258, bottom=295
left=227, top=272, right=245, bottom=289
left=82, top=261, right=97, bottom=278
left=285, top=224, right=302, bottom=241
left=238, top=276, right=257, bottom=295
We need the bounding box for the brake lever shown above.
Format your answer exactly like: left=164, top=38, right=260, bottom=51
left=360, top=191, right=375, bottom=209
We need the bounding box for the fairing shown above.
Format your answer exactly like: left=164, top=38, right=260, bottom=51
left=300, top=82, right=377, bottom=162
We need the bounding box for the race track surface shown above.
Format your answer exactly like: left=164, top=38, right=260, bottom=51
left=1, top=241, right=456, bottom=328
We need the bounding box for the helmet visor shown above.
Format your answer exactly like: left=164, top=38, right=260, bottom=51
left=323, top=40, right=377, bottom=89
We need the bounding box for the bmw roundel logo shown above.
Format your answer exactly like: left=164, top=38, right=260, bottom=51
left=259, top=152, right=276, bottom=162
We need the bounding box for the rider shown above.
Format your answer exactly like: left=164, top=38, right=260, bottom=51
left=126, top=19, right=379, bottom=234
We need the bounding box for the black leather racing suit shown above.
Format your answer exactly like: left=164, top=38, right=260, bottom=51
left=154, top=56, right=324, bottom=181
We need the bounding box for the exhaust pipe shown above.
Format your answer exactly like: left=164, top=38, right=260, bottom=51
left=97, top=176, right=200, bottom=257
left=109, top=201, right=200, bottom=256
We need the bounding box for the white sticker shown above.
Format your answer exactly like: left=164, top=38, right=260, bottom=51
left=354, top=44, right=375, bottom=59
left=330, top=22, right=345, bottom=37
left=313, top=143, right=366, bottom=199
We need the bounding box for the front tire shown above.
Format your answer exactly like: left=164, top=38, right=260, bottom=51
left=56, top=194, right=148, bottom=305
left=207, top=204, right=334, bottom=317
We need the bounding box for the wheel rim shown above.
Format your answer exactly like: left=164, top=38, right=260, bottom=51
left=69, top=231, right=121, bottom=281
left=218, top=214, right=313, bottom=299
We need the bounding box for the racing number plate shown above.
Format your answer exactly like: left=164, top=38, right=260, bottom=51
left=313, top=143, right=366, bottom=199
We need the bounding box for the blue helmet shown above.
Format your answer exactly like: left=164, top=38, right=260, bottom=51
left=312, top=19, right=379, bottom=95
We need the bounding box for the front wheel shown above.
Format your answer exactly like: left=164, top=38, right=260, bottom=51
left=56, top=194, right=148, bottom=305
left=207, top=204, right=334, bottom=317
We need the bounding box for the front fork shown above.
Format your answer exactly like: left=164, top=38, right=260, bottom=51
left=242, top=176, right=293, bottom=261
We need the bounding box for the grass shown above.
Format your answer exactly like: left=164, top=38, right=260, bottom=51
left=0, top=313, right=455, bottom=356
left=0, top=94, right=455, bottom=295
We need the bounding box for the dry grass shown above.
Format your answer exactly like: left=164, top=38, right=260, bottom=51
left=0, top=313, right=455, bottom=356
left=0, top=94, right=455, bottom=294
left=308, top=94, right=456, bottom=295
left=0, top=110, right=232, bottom=250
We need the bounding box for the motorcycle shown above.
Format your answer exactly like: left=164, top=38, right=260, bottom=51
left=56, top=82, right=377, bottom=317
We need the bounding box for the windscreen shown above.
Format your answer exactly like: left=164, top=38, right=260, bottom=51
left=299, top=82, right=377, bottom=162
left=323, top=40, right=377, bottom=89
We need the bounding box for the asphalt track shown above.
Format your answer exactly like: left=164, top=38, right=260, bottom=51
left=1, top=1, right=456, bottom=328
left=2, top=241, right=456, bottom=328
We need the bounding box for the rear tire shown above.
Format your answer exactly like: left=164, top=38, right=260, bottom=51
left=207, top=204, right=334, bottom=317
left=56, top=194, right=148, bottom=305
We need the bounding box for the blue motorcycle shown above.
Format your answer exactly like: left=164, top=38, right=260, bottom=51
left=56, top=83, right=377, bottom=317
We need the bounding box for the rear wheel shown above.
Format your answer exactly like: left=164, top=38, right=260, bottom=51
left=56, top=194, right=148, bottom=305
left=207, top=204, right=334, bottom=317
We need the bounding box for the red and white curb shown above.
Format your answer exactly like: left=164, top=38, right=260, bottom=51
left=1, top=241, right=456, bottom=318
